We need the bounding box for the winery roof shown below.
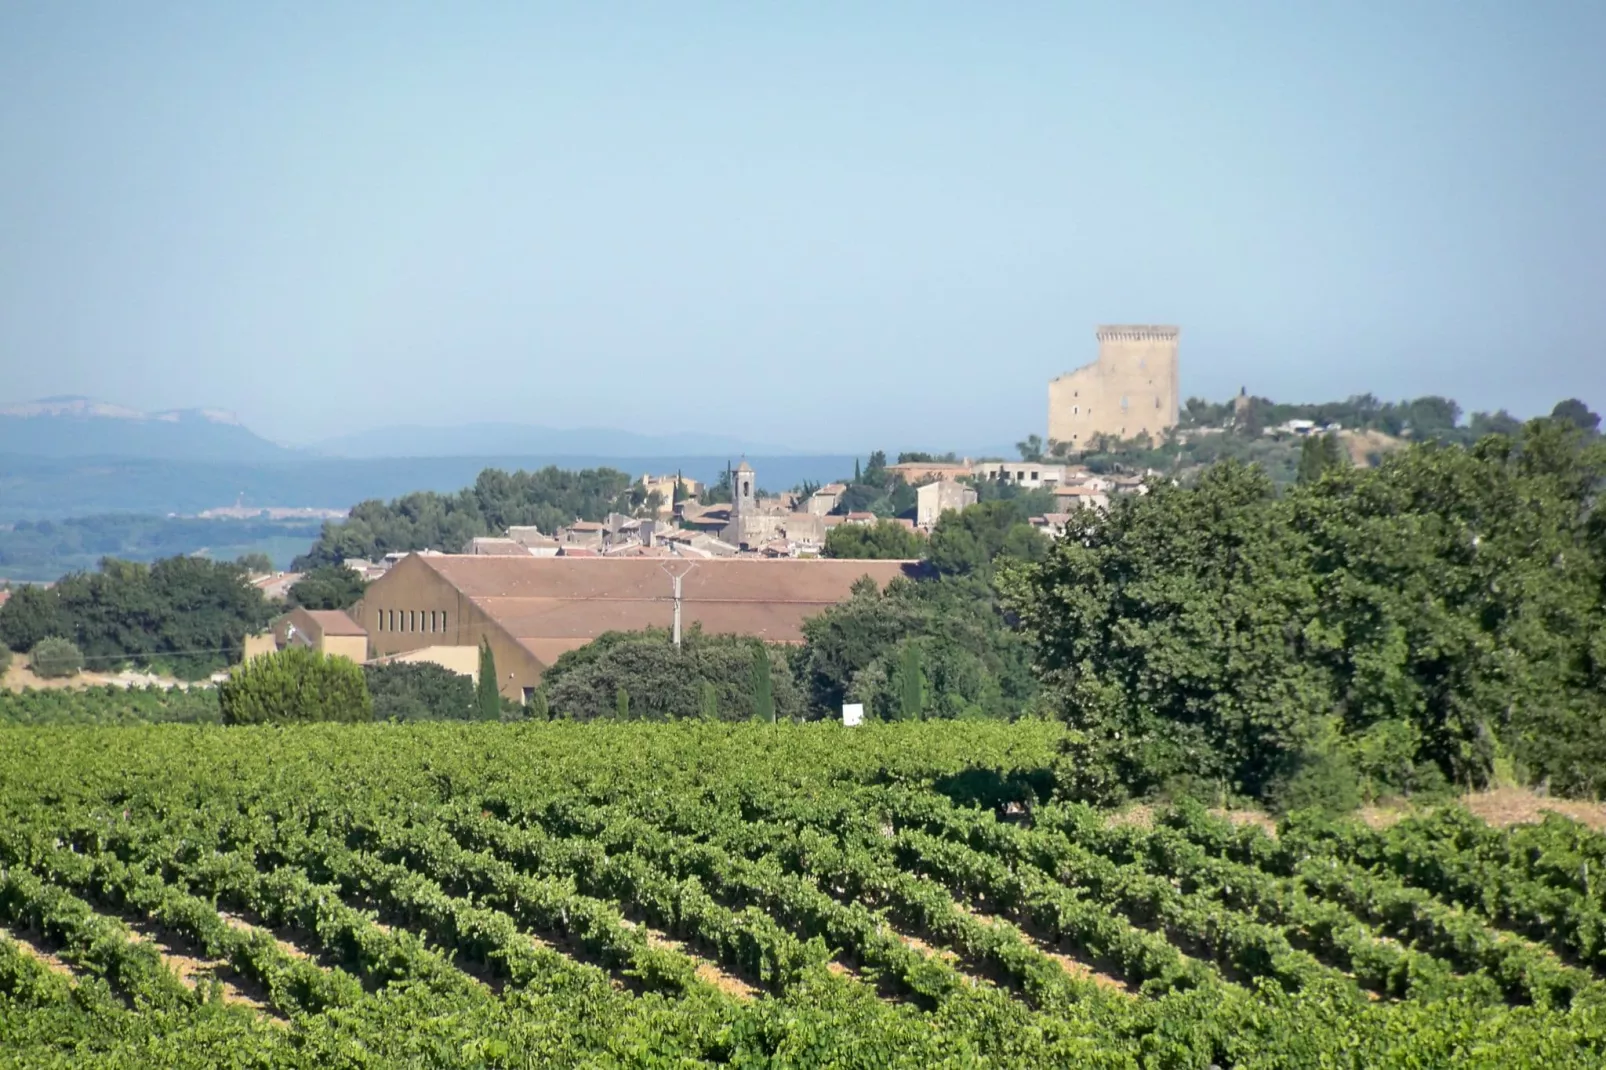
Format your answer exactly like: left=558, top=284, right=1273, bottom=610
left=413, top=554, right=921, bottom=644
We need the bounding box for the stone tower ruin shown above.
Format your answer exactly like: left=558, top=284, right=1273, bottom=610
left=1047, top=325, right=1180, bottom=450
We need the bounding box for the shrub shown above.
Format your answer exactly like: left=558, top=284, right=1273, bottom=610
left=363, top=661, right=475, bottom=721
left=0, top=645, right=10, bottom=676
left=219, top=647, right=372, bottom=725
left=30, top=637, right=84, bottom=679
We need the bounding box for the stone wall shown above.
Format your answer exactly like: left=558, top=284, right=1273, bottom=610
left=1048, top=325, right=1179, bottom=449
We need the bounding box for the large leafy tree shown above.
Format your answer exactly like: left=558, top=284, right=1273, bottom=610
left=220, top=647, right=372, bottom=724
left=288, top=565, right=368, bottom=610
left=0, top=556, right=272, bottom=678
left=1003, top=419, right=1606, bottom=804
left=543, top=628, right=803, bottom=722
left=823, top=520, right=924, bottom=560
left=364, top=661, right=476, bottom=721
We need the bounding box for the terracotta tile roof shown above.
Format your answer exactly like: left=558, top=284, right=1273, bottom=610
left=413, top=555, right=920, bottom=644
left=518, top=637, right=595, bottom=667
left=304, top=609, right=366, bottom=636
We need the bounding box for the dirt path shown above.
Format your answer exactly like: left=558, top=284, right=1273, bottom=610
left=124, top=917, right=278, bottom=1016
left=3, top=926, right=76, bottom=977
left=623, top=918, right=760, bottom=1000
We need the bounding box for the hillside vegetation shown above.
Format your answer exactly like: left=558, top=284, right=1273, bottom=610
left=1004, top=417, right=1606, bottom=808
left=3, top=721, right=1606, bottom=1066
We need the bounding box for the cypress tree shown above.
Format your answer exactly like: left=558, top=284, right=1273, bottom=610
left=897, top=642, right=925, bottom=721
left=529, top=685, right=550, bottom=721
left=698, top=680, right=719, bottom=721
left=476, top=638, right=501, bottom=721
left=751, top=644, right=775, bottom=723
left=616, top=685, right=631, bottom=720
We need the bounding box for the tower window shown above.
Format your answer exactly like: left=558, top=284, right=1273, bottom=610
left=1120, top=395, right=1129, bottom=410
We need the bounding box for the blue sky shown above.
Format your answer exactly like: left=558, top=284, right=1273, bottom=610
left=1, top=2, right=1601, bottom=451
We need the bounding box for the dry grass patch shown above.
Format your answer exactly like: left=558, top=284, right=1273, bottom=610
left=1106, top=804, right=1154, bottom=829
left=1461, top=788, right=1606, bottom=832
left=1209, top=808, right=1278, bottom=836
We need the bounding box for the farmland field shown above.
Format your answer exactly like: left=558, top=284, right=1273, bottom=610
left=3, top=722, right=1606, bottom=1068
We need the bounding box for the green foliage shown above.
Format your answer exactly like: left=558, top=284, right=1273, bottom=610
left=615, top=685, right=630, bottom=721
left=1005, top=419, right=1606, bottom=804
left=288, top=565, right=368, bottom=610
left=823, top=519, right=924, bottom=560
left=0, top=684, right=220, bottom=725
left=0, top=644, right=10, bottom=676
left=750, top=644, right=776, bottom=722
left=363, top=661, right=476, bottom=721
left=1015, top=433, right=1045, bottom=462
left=0, top=556, right=273, bottom=678
left=1550, top=398, right=1601, bottom=436
left=894, top=641, right=926, bottom=721
left=529, top=685, right=550, bottom=721
left=235, top=552, right=275, bottom=574
left=926, top=499, right=1049, bottom=578
left=798, top=574, right=1036, bottom=721
left=2, top=719, right=1605, bottom=1065
left=544, top=627, right=804, bottom=722
left=476, top=639, right=501, bottom=721
left=1295, top=432, right=1347, bottom=484
left=0, top=584, right=65, bottom=653
left=293, top=465, right=641, bottom=569
left=218, top=646, right=372, bottom=725
left=28, top=637, right=84, bottom=679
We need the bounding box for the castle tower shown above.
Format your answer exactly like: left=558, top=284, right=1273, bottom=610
left=1047, top=325, right=1180, bottom=451
left=731, top=460, right=756, bottom=517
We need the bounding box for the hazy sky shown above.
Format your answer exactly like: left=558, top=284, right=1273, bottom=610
left=1, top=2, right=1601, bottom=451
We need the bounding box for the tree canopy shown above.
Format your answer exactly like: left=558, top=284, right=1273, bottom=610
left=293, top=466, right=642, bottom=569
left=0, top=556, right=274, bottom=679
left=288, top=565, right=368, bottom=610
left=542, top=627, right=804, bottom=722
left=1002, top=417, right=1606, bottom=807
left=823, top=519, right=925, bottom=560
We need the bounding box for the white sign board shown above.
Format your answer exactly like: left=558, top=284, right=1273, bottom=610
left=842, top=703, right=864, bottom=727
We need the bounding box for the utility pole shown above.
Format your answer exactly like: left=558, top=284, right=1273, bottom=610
left=659, top=562, right=698, bottom=648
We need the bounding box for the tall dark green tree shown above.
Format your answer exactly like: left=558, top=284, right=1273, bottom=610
left=1296, top=433, right=1347, bottom=484
left=895, top=641, right=925, bottom=721
left=751, top=644, right=775, bottom=722
left=476, top=639, right=501, bottom=721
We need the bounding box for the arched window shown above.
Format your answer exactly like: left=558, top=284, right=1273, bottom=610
left=742, top=480, right=750, bottom=497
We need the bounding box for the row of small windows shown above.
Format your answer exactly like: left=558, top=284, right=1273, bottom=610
left=376, top=609, right=449, bottom=633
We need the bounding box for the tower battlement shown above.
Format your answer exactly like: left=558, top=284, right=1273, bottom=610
left=1096, top=325, right=1180, bottom=344
left=1048, top=325, right=1181, bottom=451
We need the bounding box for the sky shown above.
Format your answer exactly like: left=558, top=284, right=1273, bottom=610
left=1, top=2, right=1602, bottom=452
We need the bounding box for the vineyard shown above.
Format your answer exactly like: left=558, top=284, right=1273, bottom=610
left=3, top=722, right=1606, bottom=1067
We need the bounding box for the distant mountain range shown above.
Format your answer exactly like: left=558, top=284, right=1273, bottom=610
left=0, top=397, right=798, bottom=462
left=0, top=396, right=299, bottom=463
